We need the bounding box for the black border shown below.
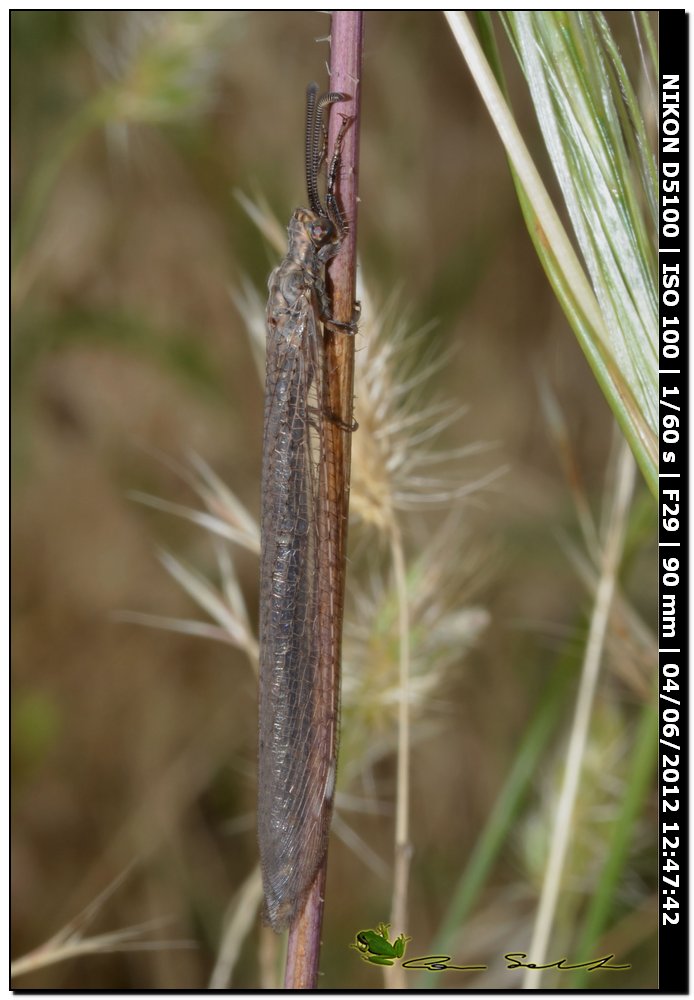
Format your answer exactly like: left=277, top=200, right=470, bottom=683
left=658, top=8, right=689, bottom=995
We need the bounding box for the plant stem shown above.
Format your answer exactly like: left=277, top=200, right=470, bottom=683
left=570, top=695, right=659, bottom=987
left=283, top=11, right=364, bottom=989
left=385, top=524, right=411, bottom=990
left=522, top=442, right=636, bottom=989
left=284, top=867, right=327, bottom=989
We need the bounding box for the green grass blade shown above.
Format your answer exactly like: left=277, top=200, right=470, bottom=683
left=444, top=12, right=657, bottom=495
left=417, top=664, right=573, bottom=987
left=569, top=695, right=659, bottom=987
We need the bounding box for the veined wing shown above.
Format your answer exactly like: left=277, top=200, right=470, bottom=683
left=258, top=293, right=337, bottom=931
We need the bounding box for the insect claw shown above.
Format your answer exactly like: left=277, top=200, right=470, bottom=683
left=325, top=410, right=357, bottom=433
left=323, top=314, right=358, bottom=336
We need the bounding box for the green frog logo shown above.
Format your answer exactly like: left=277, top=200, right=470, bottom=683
left=351, top=922, right=411, bottom=966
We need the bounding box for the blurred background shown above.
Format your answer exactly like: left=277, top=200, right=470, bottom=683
left=11, top=11, right=657, bottom=990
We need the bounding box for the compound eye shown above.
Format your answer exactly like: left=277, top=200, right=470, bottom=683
left=309, top=220, right=335, bottom=244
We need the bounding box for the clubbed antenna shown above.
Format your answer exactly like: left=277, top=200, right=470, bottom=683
left=305, top=82, right=321, bottom=214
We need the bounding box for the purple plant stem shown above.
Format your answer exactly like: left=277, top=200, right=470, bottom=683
left=283, top=10, right=364, bottom=991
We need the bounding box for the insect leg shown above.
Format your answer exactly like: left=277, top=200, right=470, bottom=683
left=325, top=113, right=354, bottom=238
left=314, top=92, right=348, bottom=167
left=307, top=88, right=348, bottom=216
left=317, top=285, right=359, bottom=335
left=308, top=403, right=357, bottom=434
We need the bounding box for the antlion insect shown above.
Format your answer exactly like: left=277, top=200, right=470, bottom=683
left=258, top=83, right=355, bottom=932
